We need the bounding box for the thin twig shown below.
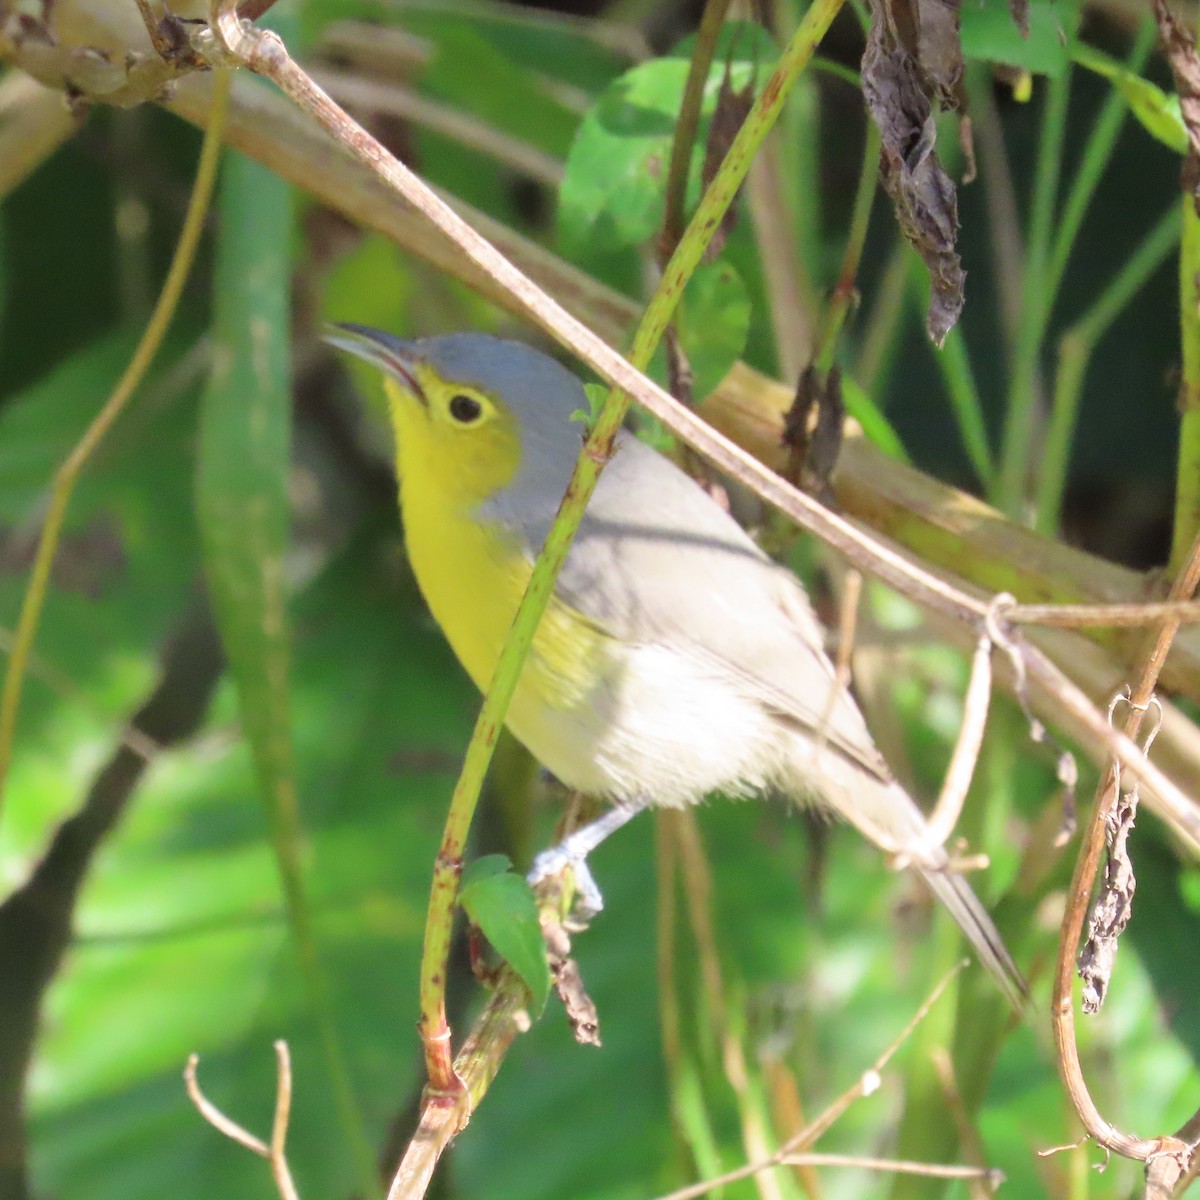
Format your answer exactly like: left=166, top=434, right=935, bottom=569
left=185, top=1042, right=301, bottom=1200
left=1168, top=1107, right=1200, bottom=1195
left=1007, top=598, right=1200, bottom=628
left=923, top=626, right=994, bottom=851
left=776, top=1154, right=1000, bottom=1181
left=1050, top=527, right=1200, bottom=1167
left=654, top=1153, right=998, bottom=1200
left=783, top=960, right=967, bottom=1152
left=0, top=67, right=232, bottom=825
left=309, top=68, right=565, bottom=185
left=649, top=963, right=981, bottom=1200
left=930, top=1048, right=997, bottom=1200
left=660, top=0, right=734, bottom=255
left=673, top=812, right=784, bottom=1200
left=185, top=1057, right=271, bottom=1157
left=385, top=969, right=534, bottom=1199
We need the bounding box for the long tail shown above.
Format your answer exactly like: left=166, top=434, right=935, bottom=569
left=782, top=734, right=1028, bottom=1008
left=918, top=866, right=1028, bottom=1010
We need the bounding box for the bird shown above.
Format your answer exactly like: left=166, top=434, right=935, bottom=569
left=326, top=325, right=1025, bottom=1006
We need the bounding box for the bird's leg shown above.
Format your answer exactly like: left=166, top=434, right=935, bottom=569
left=527, top=798, right=647, bottom=919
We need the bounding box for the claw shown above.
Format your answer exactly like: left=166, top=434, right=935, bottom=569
left=525, top=800, right=647, bottom=922
left=528, top=847, right=605, bottom=918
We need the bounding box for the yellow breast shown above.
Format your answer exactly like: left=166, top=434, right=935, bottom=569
left=401, top=478, right=607, bottom=721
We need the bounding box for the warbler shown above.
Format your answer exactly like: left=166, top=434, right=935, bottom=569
left=328, top=326, right=1024, bottom=1005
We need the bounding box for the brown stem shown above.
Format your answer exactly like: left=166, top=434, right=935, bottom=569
left=1050, top=529, right=1200, bottom=1164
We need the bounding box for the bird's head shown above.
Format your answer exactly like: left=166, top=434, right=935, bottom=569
left=326, top=326, right=586, bottom=512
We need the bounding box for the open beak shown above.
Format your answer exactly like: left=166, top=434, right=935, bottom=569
left=324, top=324, right=428, bottom=407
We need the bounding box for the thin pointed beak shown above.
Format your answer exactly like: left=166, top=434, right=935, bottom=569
left=324, top=323, right=428, bottom=407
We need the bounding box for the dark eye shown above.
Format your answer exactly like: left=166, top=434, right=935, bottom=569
left=449, top=393, right=483, bottom=423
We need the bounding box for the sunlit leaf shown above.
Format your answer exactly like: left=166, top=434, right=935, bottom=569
left=557, top=23, right=776, bottom=257
left=961, top=0, right=1082, bottom=78
left=647, top=259, right=750, bottom=403
left=460, top=854, right=550, bottom=1012
left=1074, top=44, right=1189, bottom=154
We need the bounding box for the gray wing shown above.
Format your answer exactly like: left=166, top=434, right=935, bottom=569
left=545, top=433, right=892, bottom=782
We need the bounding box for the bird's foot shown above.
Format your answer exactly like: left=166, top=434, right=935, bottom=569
left=525, top=800, right=647, bottom=923
left=528, top=844, right=605, bottom=920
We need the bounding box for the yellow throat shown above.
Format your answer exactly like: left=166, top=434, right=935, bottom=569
left=382, top=369, right=606, bottom=715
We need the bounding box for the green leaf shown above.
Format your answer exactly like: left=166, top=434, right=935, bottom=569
left=842, top=375, right=909, bottom=461
left=0, top=331, right=202, bottom=871
left=1074, top=44, right=1188, bottom=154
left=460, top=856, right=550, bottom=1012
left=422, top=27, right=578, bottom=158
left=666, top=259, right=751, bottom=402
left=571, top=381, right=609, bottom=431
left=196, top=145, right=377, bottom=1182
left=196, top=147, right=296, bottom=851
left=32, top=531, right=470, bottom=1200
left=960, top=0, right=1082, bottom=78
left=461, top=853, right=513, bottom=887
left=557, top=23, right=776, bottom=257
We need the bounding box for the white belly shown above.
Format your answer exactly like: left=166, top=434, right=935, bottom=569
left=507, top=640, right=789, bottom=806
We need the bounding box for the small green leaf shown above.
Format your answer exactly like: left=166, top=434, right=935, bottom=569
left=842, top=375, right=908, bottom=461
left=557, top=23, right=776, bottom=257
left=423, top=27, right=578, bottom=158
left=461, top=853, right=514, bottom=887
left=669, top=259, right=750, bottom=402
left=197, top=146, right=295, bottom=839
left=571, top=381, right=609, bottom=431
left=460, top=857, right=551, bottom=1012
left=1074, top=44, right=1188, bottom=155
left=961, top=0, right=1082, bottom=78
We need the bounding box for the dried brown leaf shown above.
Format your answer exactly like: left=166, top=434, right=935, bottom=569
left=1154, top=0, right=1200, bottom=208
left=862, top=9, right=965, bottom=344
left=914, top=0, right=966, bottom=110
left=1077, top=789, right=1138, bottom=1013
left=542, top=915, right=601, bottom=1046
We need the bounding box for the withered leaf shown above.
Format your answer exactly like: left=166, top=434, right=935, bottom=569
left=915, top=0, right=967, bottom=111
left=542, top=915, right=601, bottom=1046
left=863, top=0, right=966, bottom=345
left=1153, top=0, right=1200, bottom=209
left=1077, top=789, right=1138, bottom=1014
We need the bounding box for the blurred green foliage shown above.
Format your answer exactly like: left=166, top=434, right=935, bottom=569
left=1, top=0, right=1199, bottom=1198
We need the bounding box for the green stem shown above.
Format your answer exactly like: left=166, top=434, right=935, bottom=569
left=929, top=322, right=995, bottom=490
left=1049, top=22, right=1156, bottom=301
left=0, top=70, right=231, bottom=824
left=855, top=240, right=910, bottom=395
left=813, top=120, right=880, bottom=373
left=661, top=0, right=734, bottom=256
left=1171, top=194, right=1200, bottom=570
left=994, top=67, right=1072, bottom=516
left=416, top=0, right=847, bottom=1086
left=1037, top=205, right=1181, bottom=534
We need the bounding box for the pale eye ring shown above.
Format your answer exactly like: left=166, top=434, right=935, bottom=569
left=449, top=393, right=483, bottom=423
